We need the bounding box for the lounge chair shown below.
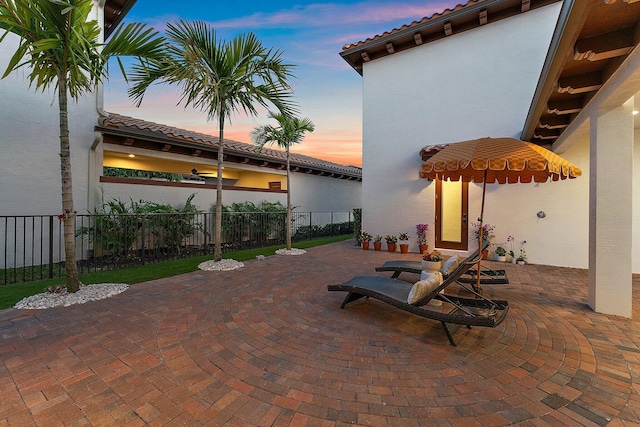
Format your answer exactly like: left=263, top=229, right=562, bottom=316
left=327, top=252, right=509, bottom=346
left=375, top=245, right=509, bottom=285
left=375, top=260, right=509, bottom=284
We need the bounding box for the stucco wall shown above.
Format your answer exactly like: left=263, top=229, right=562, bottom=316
left=360, top=4, right=572, bottom=264
left=290, top=173, right=361, bottom=213
left=633, top=129, right=640, bottom=274
left=0, top=34, right=97, bottom=216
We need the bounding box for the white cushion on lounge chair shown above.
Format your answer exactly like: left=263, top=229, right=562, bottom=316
left=407, top=271, right=443, bottom=305
left=441, top=256, right=459, bottom=276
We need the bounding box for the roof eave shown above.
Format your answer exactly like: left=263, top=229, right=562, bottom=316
left=340, top=1, right=499, bottom=75
left=521, top=0, right=589, bottom=141
left=104, top=0, right=137, bottom=39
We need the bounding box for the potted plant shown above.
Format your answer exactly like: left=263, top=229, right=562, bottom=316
left=360, top=231, right=372, bottom=250
left=421, top=250, right=442, bottom=272
left=517, top=245, right=527, bottom=265
left=398, top=232, right=410, bottom=254
left=494, top=245, right=507, bottom=262
left=472, top=221, right=495, bottom=259
left=416, top=224, right=429, bottom=254
left=373, top=234, right=383, bottom=251
left=385, top=234, right=397, bottom=252
left=507, top=235, right=516, bottom=263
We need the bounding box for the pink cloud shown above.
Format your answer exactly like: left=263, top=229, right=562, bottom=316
left=207, top=2, right=452, bottom=30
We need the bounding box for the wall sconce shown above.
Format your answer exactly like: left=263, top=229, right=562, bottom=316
left=537, top=211, right=546, bottom=219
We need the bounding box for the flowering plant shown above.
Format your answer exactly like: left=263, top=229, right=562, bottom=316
left=398, top=232, right=409, bottom=242
left=517, top=241, right=527, bottom=262
left=360, top=231, right=372, bottom=242
left=416, top=224, right=428, bottom=245
left=374, top=234, right=382, bottom=242
left=495, top=245, right=507, bottom=256
left=385, top=234, right=397, bottom=244
left=422, top=250, right=442, bottom=262
left=507, top=235, right=516, bottom=258
left=471, top=221, right=495, bottom=243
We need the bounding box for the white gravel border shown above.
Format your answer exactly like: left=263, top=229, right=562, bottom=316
left=198, top=259, right=245, bottom=271
left=14, top=283, right=129, bottom=309
left=275, top=248, right=306, bottom=256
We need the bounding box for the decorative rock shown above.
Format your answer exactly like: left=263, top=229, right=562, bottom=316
left=14, top=283, right=128, bottom=309
left=275, top=248, right=306, bottom=256
left=198, top=259, right=244, bottom=271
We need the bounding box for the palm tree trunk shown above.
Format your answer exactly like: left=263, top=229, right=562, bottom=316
left=58, top=78, right=80, bottom=293
left=214, top=115, right=224, bottom=261
left=286, top=148, right=292, bottom=250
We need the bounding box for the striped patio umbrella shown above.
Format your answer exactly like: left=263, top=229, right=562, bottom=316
left=420, top=137, right=582, bottom=289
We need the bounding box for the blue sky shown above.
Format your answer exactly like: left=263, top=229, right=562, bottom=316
left=104, top=1, right=461, bottom=166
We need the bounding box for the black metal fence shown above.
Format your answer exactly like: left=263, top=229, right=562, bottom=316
left=1, top=211, right=354, bottom=286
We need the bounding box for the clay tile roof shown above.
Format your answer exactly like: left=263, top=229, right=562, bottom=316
left=341, top=0, right=483, bottom=51
left=340, top=0, right=559, bottom=74
left=98, top=113, right=362, bottom=178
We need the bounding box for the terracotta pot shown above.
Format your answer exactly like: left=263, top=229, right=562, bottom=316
left=387, top=243, right=396, bottom=252
left=482, top=250, right=489, bottom=260
left=418, top=244, right=429, bottom=254
left=399, top=243, right=409, bottom=254
left=362, top=241, right=370, bottom=250
left=373, top=242, right=382, bottom=251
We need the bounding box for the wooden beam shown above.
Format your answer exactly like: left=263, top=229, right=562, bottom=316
left=539, top=116, right=570, bottom=129
left=161, top=144, right=171, bottom=152
left=386, top=43, right=395, bottom=54
left=574, top=29, right=634, bottom=61
left=123, top=138, right=134, bottom=146
left=557, top=72, right=602, bottom=94
left=479, top=9, right=487, bottom=25
left=240, top=158, right=250, bottom=164
left=532, top=128, right=560, bottom=139
left=191, top=149, right=201, bottom=156
left=260, top=161, right=269, bottom=167
left=521, top=0, right=531, bottom=12
left=547, top=98, right=583, bottom=115
left=361, top=51, right=370, bottom=62
left=414, top=33, right=422, bottom=45
left=443, top=22, right=453, bottom=37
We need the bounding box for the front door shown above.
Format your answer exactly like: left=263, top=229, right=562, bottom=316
left=435, top=179, right=469, bottom=250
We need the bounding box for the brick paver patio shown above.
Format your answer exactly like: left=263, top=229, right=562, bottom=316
left=1, top=240, right=639, bottom=426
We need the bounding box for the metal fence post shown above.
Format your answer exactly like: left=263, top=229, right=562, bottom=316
left=48, top=215, right=54, bottom=279
left=141, top=214, right=146, bottom=265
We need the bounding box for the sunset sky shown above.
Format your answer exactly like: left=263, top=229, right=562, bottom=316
left=104, top=1, right=461, bottom=167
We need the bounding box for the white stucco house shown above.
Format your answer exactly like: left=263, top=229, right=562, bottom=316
left=0, top=1, right=361, bottom=271
left=341, top=0, right=640, bottom=317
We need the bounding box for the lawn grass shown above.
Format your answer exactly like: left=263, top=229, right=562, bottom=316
left=0, top=236, right=351, bottom=310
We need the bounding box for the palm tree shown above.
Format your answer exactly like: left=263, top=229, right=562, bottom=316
left=252, top=112, right=314, bottom=250
left=0, top=0, right=166, bottom=292
left=128, top=20, right=296, bottom=262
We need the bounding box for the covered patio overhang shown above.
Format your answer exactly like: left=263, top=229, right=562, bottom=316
left=521, top=0, right=640, bottom=318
